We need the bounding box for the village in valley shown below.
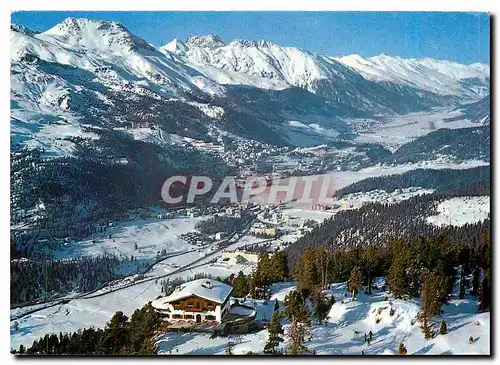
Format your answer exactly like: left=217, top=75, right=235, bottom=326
left=10, top=163, right=491, bottom=355
left=10, top=124, right=491, bottom=355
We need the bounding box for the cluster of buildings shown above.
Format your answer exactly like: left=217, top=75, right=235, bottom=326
left=219, top=140, right=288, bottom=169
left=249, top=224, right=278, bottom=238
left=218, top=250, right=260, bottom=265
left=256, top=207, right=317, bottom=229
left=154, top=204, right=245, bottom=221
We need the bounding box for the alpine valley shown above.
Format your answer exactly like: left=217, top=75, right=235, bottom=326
left=10, top=17, right=490, bottom=356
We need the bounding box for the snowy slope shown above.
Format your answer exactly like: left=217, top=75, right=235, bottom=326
left=51, top=216, right=208, bottom=260
left=152, top=279, right=489, bottom=355
left=10, top=19, right=226, bottom=156
left=426, top=196, right=490, bottom=227
left=179, top=36, right=347, bottom=91
left=347, top=108, right=478, bottom=151
left=336, top=54, right=489, bottom=100
left=11, top=272, right=490, bottom=355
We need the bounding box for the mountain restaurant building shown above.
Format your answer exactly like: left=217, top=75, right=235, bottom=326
left=151, top=279, right=233, bottom=324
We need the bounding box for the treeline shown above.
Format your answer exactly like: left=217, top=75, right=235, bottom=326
left=286, top=190, right=490, bottom=270
left=11, top=254, right=144, bottom=305
left=13, top=303, right=159, bottom=355
left=335, top=166, right=490, bottom=198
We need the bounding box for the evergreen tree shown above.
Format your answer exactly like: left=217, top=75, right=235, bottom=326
left=420, top=271, right=449, bottom=338
left=458, top=264, right=466, bottom=299
left=348, top=266, right=364, bottom=298
left=287, top=315, right=311, bottom=355
left=283, top=290, right=310, bottom=324
left=264, top=310, right=284, bottom=354
left=361, top=245, right=380, bottom=295
left=294, top=247, right=321, bottom=292
left=311, top=288, right=329, bottom=323
left=439, top=320, right=447, bottom=335
left=270, top=251, right=289, bottom=282
left=479, top=269, right=490, bottom=312
left=103, top=311, right=129, bottom=354
left=139, top=336, right=158, bottom=355
left=232, top=271, right=250, bottom=297
left=250, top=266, right=266, bottom=299
left=471, top=266, right=480, bottom=298
left=387, top=242, right=410, bottom=299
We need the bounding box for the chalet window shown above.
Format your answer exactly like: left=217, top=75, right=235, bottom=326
left=184, top=314, right=194, bottom=319
left=173, top=314, right=183, bottom=319
left=206, top=301, right=214, bottom=307
left=187, top=302, right=194, bottom=307
left=205, top=315, right=216, bottom=320
left=196, top=302, right=201, bottom=308
left=173, top=301, right=180, bottom=306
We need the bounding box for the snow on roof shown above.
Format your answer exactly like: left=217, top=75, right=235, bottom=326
left=153, top=279, right=233, bottom=307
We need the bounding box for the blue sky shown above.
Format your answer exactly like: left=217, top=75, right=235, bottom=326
left=11, top=11, right=490, bottom=64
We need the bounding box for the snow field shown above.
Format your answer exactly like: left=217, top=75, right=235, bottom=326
left=426, top=196, right=490, bottom=227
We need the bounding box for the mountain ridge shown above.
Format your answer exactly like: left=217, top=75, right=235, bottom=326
left=11, top=17, right=491, bottom=155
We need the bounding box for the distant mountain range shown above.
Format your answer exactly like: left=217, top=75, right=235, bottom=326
left=11, top=18, right=490, bottom=153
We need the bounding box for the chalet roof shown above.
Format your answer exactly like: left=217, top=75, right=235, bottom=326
left=152, top=279, right=233, bottom=308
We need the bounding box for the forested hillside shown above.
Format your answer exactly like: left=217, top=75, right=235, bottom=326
left=335, top=166, right=490, bottom=198
left=384, top=126, right=490, bottom=164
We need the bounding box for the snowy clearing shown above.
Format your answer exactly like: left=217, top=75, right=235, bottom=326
left=426, top=196, right=490, bottom=227
left=53, top=216, right=208, bottom=260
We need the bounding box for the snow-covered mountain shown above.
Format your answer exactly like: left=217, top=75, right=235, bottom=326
left=11, top=18, right=226, bottom=98
left=336, top=54, right=489, bottom=100
left=162, top=35, right=489, bottom=113
left=11, top=18, right=491, bottom=156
